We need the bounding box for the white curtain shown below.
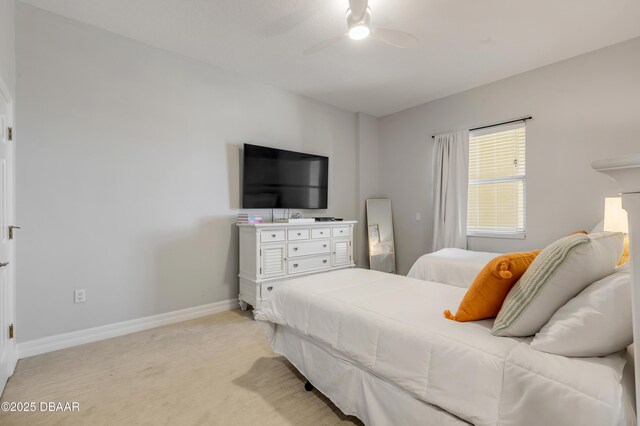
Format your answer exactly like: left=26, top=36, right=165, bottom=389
left=432, top=131, right=469, bottom=251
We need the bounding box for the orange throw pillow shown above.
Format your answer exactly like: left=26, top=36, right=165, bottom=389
left=444, top=251, right=541, bottom=322
left=618, top=235, right=630, bottom=266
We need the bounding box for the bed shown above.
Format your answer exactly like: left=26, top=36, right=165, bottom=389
left=407, top=248, right=501, bottom=288
left=408, top=223, right=605, bottom=289
left=254, top=268, right=635, bottom=426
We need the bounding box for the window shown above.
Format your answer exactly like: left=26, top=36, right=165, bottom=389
left=467, top=122, right=526, bottom=238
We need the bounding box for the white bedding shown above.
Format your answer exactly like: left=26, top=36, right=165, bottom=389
left=254, top=268, right=631, bottom=426
left=407, top=248, right=500, bottom=288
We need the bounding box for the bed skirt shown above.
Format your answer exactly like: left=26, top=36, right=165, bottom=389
left=270, top=324, right=469, bottom=426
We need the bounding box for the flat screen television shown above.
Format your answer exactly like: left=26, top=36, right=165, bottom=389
left=242, top=144, right=329, bottom=209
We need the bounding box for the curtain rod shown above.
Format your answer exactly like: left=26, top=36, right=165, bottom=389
left=431, top=116, right=533, bottom=139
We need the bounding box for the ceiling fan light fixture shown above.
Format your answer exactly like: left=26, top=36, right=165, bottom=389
left=346, top=6, right=371, bottom=40
left=348, top=25, right=370, bottom=40
left=303, top=1, right=418, bottom=56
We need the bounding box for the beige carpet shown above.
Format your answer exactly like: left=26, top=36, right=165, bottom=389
left=0, top=310, right=361, bottom=425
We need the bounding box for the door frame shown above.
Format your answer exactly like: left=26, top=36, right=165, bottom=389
left=0, top=74, right=16, bottom=396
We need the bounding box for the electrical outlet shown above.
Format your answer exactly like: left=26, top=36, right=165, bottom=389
left=415, top=213, right=421, bottom=221
left=74, top=289, right=86, bottom=303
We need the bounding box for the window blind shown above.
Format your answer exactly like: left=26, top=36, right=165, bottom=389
left=467, top=122, right=526, bottom=237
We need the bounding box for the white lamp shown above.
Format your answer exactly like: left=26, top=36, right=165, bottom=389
left=603, top=196, right=629, bottom=264
left=604, top=197, right=629, bottom=233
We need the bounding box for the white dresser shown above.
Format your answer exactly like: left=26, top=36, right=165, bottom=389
left=237, top=221, right=357, bottom=310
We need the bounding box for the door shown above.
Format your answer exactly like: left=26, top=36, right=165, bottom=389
left=332, top=239, right=350, bottom=267
left=261, top=244, right=286, bottom=278
left=0, top=77, right=16, bottom=396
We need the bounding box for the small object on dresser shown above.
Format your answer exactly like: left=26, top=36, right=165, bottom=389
left=237, top=213, right=263, bottom=224
left=314, top=217, right=336, bottom=222
left=274, top=217, right=315, bottom=223
left=287, top=218, right=316, bottom=224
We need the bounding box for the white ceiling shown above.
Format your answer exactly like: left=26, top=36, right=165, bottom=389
left=21, top=0, right=640, bottom=117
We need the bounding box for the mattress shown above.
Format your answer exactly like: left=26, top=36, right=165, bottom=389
left=254, top=268, right=632, bottom=426
left=407, top=248, right=501, bottom=288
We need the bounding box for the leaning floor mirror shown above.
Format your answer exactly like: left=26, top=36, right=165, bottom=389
left=366, top=199, right=396, bottom=273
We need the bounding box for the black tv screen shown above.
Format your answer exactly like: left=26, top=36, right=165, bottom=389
left=242, top=144, right=328, bottom=209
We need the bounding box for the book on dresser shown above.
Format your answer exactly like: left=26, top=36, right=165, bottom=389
left=237, top=220, right=357, bottom=310
left=237, top=213, right=263, bottom=224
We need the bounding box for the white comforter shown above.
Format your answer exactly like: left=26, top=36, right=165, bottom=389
left=407, top=248, right=501, bottom=288
left=254, top=269, right=630, bottom=426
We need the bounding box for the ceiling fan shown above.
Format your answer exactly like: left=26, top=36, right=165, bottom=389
left=303, top=0, right=419, bottom=55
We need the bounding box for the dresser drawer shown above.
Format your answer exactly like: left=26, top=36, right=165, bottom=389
left=288, top=239, right=330, bottom=258
left=288, top=255, right=331, bottom=274
left=261, top=229, right=286, bottom=242
left=311, top=227, right=331, bottom=239
left=287, top=228, right=310, bottom=241
left=261, top=282, right=283, bottom=300
left=332, top=226, right=350, bottom=237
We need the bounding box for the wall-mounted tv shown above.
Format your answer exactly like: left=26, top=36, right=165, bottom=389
left=242, top=144, right=328, bottom=209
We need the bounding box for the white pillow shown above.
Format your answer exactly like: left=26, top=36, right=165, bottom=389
left=590, top=220, right=604, bottom=234
left=492, top=232, right=623, bottom=337
left=531, top=264, right=632, bottom=357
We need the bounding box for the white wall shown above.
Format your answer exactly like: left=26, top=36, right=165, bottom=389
left=16, top=5, right=359, bottom=342
left=356, top=113, right=381, bottom=267
left=379, top=37, right=640, bottom=275
left=0, top=0, right=15, bottom=96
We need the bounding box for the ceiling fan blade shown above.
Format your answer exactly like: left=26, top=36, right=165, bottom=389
left=371, top=28, right=419, bottom=49
left=303, top=34, right=346, bottom=56
left=348, top=0, right=368, bottom=20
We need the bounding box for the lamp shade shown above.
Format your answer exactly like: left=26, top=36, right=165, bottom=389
left=603, top=197, right=629, bottom=233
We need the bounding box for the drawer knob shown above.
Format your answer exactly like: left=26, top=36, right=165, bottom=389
left=322, top=244, right=327, bottom=248
left=293, top=247, right=298, bottom=251
left=293, top=264, right=299, bottom=268
left=297, top=232, right=301, bottom=236
left=320, top=231, right=324, bottom=235
left=267, top=286, right=273, bottom=291
left=323, top=260, right=327, bottom=264
left=271, top=234, right=276, bottom=238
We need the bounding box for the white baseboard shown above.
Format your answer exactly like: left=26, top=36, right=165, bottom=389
left=17, top=299, right=238, bottom=359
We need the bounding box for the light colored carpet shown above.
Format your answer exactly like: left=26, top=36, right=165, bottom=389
left=0, top=310, right=361, bottom=425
